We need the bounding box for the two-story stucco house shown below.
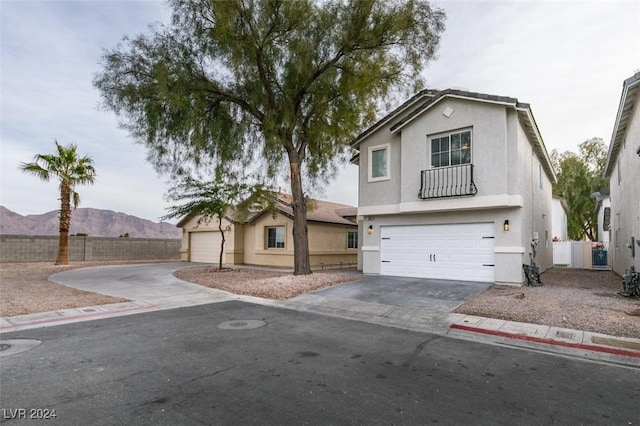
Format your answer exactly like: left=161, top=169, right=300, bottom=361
left=352, top=89, right=556, bottom=285
left=603, top=73, right=640, bottom=276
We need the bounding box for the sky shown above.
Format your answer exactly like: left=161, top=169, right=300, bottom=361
left=1, top=0, right=638, bottom=223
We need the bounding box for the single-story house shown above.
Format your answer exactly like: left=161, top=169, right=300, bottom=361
left=177, top=192, right=358, bottom=268
left=351, top=88, right=556, bottom=285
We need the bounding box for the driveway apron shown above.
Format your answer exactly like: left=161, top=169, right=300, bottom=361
left=287, top=275, right=491, bottom=334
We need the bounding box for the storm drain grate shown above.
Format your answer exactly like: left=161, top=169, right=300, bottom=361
left=0, top=343, right=11, bottom=351
left=217, top=320, right=267, bottom=330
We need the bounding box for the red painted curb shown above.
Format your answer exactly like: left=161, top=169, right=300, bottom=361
left=0, top=305, right=156, bottom=331
left=450, top=323, right=640, bottom=359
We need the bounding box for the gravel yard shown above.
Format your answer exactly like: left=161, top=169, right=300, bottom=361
left=0, top=262, right=131, bottom=317
left=455, top=268, right=640, bottom=339
left=1, top=261, right=638, bottom=339
left=173, top=266, right=360, bottom=300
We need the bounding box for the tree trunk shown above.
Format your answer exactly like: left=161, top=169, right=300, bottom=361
left=218, top=214, right=225, bottom=270
left=289, top=160, right=312, bottom=275
left=56, top=182, right=72, bottom=265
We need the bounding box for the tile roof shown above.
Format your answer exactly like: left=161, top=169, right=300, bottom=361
left=213, top=192, right=356, bottom=226
left=389, top=89, right=526, bottom=133
left=250, top=193, right=356, bottom=226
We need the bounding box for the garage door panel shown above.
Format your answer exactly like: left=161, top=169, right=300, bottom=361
left=190, top=232, right=226, bottom=264
left=380, top=223, right=494, bottom=282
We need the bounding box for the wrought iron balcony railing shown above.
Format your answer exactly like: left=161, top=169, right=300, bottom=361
left=418, top=164, right=478, bottom=199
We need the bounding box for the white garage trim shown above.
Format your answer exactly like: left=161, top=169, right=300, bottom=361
left=380, top=223, right=495, bottom=282
left=190, top=231, right=226, bottom=264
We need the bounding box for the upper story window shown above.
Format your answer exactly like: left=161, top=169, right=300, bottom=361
left=368, top=143, right=390, bottom=182
left=430, top=130, right=471, bottom=168
left=347, top=230, right=358, bottom=249
left=266, top=226, right=285, bottom=249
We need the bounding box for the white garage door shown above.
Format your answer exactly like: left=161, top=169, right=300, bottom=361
left=380, top=223, right=495, bottom=282
left=190, top=232, right=226, bottom=264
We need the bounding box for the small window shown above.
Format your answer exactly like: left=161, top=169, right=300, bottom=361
left=347, top=231, right=358, bottom=249
left=430, top=130, right=471, bottom=168
left=266, top=226, right=285, bottom=249
left=368, top=144, right=390, bottom=182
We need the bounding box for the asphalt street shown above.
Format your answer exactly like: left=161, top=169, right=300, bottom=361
left=1, top=301, right=638, bottom=425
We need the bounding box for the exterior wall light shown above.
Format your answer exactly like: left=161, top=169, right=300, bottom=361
left=367, top=225, right=374, bottom=235
left=503, top=220, right=510, bottom=231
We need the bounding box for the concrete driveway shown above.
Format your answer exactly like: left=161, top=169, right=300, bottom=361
left=288, top=275, right=491, bottom=334
left=50, top=262, right=235, bottom=310
left=50, top=263, right=490, bottom=335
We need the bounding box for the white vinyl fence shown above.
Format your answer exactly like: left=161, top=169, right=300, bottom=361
left=552, top=241, right=610, bottom=270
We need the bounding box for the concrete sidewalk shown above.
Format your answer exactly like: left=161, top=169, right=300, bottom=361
left=1, top=263, right=638, bottom=367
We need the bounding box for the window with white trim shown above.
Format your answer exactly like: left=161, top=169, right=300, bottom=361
left=430, top=130, right=471, bottom=168
left=266, top=226, right=285, bottom=249
left=368, top=144, right=390, bottom=181
left=347, top=231, right=358, bottom=249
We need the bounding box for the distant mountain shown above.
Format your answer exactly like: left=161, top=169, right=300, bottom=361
left=0, top=206, right=181, bottom=239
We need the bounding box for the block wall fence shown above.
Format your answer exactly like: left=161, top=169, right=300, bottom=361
left=0, top=235, right=181, bottom=262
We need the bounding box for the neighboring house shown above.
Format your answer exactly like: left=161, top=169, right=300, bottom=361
left=603, top=73, right=640, bottom=276
left=551, top=195, right=569, bottom=241
left=591, top=188, right=611, bottom=243
left=177, top=193, right=358, bottom=268
left=351, top=89, right=556, bottom=285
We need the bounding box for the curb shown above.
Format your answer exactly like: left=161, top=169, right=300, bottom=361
left=450, top=323, right=640, bottom=359
left=0, top=303, right=156, bottom=332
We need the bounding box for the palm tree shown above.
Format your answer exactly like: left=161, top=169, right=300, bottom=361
left=20, top=141, right=96, bottom=265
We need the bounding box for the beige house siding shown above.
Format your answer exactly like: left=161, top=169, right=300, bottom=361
left=179, top=207, right=357, bottom=268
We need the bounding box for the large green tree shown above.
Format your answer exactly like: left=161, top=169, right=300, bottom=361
left=94, top=0, right=445, bottom=275
left=551, top=137, right=608, bottom=241
left=20, top=141, right=97, bottom=265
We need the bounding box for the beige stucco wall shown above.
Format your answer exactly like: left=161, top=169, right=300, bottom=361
left=244, top=213, right=357, bottom=268
left=180, top=211, right=357, bottom=268
left=609, top=89, right=640, bottom=275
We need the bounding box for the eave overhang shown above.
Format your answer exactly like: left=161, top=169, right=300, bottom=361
left=350, top=89, right=437, bottom=149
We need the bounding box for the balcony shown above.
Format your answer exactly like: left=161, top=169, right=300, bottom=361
left=419, top=164, right=478, bottom=199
